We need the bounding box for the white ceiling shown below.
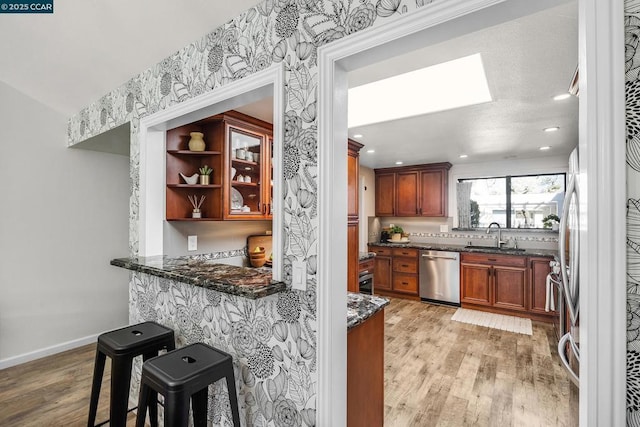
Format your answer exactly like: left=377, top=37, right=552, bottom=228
left=0, top=0, right=259, bottom=116
left=0, top=1, right=577, bottom=170
left=349, top=1, right=578, bottom=169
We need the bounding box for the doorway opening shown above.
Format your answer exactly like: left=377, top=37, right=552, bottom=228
left=317, top=0, right=626, bottom=425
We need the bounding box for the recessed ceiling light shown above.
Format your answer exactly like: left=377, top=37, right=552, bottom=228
left=543, top=127, right=560, bottom=132
left=553, top=93, right=571, bottom=101
left=395, top=161, right=403, bottom=165
left=367, top=149, right=375, bottom=153
left=540, top=146, right=551, bottom=151
left=348, top=53, right=492, bottom=128
left=459, top=154, right=468, bottom=158
left=353, top=134, right=363, bottom=138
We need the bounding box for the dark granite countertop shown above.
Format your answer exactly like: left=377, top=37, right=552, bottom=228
left=358, top=252, right=376, bottom=261
left=111, top=255, right=287, bottom=299
left=347, top=292, right=390, bottom=330
left=368, top=242, right=557, bottom=258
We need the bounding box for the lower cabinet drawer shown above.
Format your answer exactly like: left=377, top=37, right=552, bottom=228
left=393, top=257, right=418, bottom=273
left=370, top=246, right=393, bottom=256
left=359, top=259, right=375, bottom=274
left=392, top=274, right=418, bottom=294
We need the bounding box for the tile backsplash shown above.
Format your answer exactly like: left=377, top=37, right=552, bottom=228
left=369, top=216, right=558, bottom=250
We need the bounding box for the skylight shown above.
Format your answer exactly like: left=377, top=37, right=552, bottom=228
left=348, top=53, right=492, bottom=128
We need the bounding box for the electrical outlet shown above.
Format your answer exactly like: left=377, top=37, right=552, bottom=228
left=292, top=260, right=306, bottom=290
left=188, top=235, right=197, bottom=251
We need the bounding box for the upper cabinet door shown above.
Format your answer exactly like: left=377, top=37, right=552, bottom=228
left=419, top=169, right=447, bottom=217
left=347, top=148, right=360, bottom=221
left=395, top=172, right=419, bottom=216
left=228, top=126, right=265, bottom=218
left=375, top=173, right=395, bottom=216
left=374, top=162, right=450, bottom=218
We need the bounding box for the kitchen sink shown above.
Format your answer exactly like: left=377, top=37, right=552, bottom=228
left=464, top=245, right=526, bottom=252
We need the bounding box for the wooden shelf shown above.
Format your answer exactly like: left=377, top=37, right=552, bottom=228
left=166, top=110, right=272, bottom=221
left=167, top=184, right=221, bottom=188
left=167, top=217, right=219, bottom=221
left=231, top=158, right=259, bottom=166
left=167, top=150, right=222, bottom=155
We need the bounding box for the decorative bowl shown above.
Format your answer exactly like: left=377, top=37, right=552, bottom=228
left=179, top=172, right=199, bottom=185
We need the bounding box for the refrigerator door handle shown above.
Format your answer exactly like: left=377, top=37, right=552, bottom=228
left=559, top=172, right=578, bottom=326
left=558, top=332, right=579, bottom=386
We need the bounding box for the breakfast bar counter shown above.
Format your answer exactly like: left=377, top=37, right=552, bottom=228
left=111, top=255, right=388, bottom=425
left=111, top=255, right=287, bottom=299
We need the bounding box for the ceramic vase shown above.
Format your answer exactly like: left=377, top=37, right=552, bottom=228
left=188, top=132, right=205, bottom=151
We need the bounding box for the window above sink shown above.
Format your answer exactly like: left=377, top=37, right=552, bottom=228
left=457, top=172, right=566, bottom=229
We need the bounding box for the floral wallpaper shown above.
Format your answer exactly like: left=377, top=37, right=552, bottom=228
left=628, top=0, right=640, bottom=425
left=66, top=0, right=438, bottom=425
left=129, top=271, right=317, bottom=426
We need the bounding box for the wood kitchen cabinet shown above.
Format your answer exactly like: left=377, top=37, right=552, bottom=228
left=420, top=169, right=447, bottom=216
left=493, top=266, right=527, bottom=312
left=224, top=113, right=273, bottom=220
left=347, top=223, right=360, bottom=293
left=373, top=256, right=392, bottom=291
left=396, top=172, right=419, bottom=216
left=374, top=173, right=395, bottom=216
left=165, top=110, right=272, bottom=221
left=347, top=309, right=384, bottom=427
left=370, top=246, right=419, bottom=299
left=374, top=163, right=451, bottom=217
left=347, top=140, right=364, bottom=292
left=461, top=263, right=492, bottom=305
left=166, top=123, right=224, bottom=221
left=460, top=253, right=527, bottom=314
left=529, top=257, right=556, bottom=316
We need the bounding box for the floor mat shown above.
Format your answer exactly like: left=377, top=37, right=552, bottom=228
left=451, top=308, right=533, bottom=335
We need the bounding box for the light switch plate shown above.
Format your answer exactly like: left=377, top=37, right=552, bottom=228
left=188, top=235, right=197, bottom=251
left=292, top=260, right=306, bottom=291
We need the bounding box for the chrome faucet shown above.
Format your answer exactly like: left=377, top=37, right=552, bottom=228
left=486, top=222, right=506, bottom=248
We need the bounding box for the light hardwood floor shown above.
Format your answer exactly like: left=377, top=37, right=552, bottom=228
left=0, top=299, right=577, bottom=426
left=383, top=298, right=579, bottom=427
left=0, top=344, right=139, bottom=426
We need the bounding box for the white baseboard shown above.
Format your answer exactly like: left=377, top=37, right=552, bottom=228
left=0, top=333, right=99, bottom=370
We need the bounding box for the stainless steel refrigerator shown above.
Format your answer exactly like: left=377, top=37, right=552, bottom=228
left=556, top=147, right=580, bottom=386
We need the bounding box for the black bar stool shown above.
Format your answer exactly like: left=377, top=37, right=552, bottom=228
left=87, top=321, right=175, bottom=427
left=135, top=342, right=241, bottom=427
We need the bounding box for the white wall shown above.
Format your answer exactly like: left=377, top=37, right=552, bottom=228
left=359, top=165, right=376, bottom=251
left=163, top=221, right=272, bottom=264
left=0, top=81, right=130, bottom=364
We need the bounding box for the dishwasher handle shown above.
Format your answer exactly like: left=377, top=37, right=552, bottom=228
left=421, top=254, right=458, bottom=261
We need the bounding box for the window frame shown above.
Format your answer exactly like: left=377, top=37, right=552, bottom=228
left=459, top=172, right=567, bottom=229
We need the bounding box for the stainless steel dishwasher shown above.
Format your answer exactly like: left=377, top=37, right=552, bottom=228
left=419, top=250, right=460, bottom=306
